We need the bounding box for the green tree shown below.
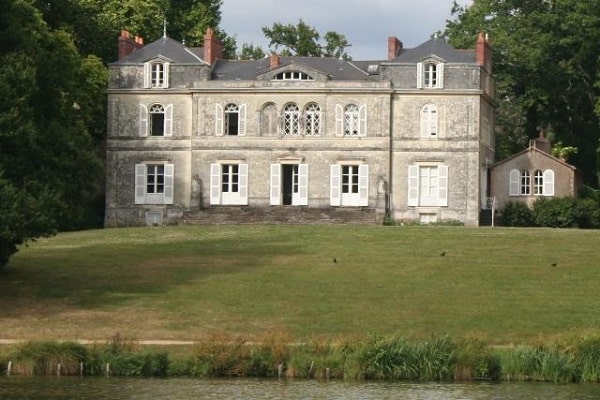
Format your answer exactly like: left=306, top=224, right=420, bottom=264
left=445, top=0, right=600, bottom=187
left=238, top=43, right=266, bottom=60
left=0, top=0, right=104, bottom=266
left=262, top=19, right=351, bottom=58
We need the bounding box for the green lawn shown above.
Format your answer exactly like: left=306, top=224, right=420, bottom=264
left=2, top=225, right=599, bottom=345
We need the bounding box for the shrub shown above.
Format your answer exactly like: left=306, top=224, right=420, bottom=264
left=533, top=197, right=577, bottom=228
left=500, top=202, right=535, bottom=227
left=11, top=341, right=87, bottom=376
left=453, top=340, right=500, bottom=381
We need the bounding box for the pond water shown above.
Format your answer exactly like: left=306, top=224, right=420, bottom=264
left=2, top=377, right=600, bottom=399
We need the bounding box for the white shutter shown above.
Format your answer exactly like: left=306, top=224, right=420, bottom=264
left=436, top=63, right=444, bottom=89
left=335, top=104, right=344, bottom=137
left=509, top=169, right=519, bottom=196
left=135, top=164, right=147, bottom=204
left=437, top=165, right=448, bottom=207
left=330, top=164, right=341, bottom=206
left=239, top=104, right=247, bottom=136
left=139, top=104, right=148, bottom=136
left=210, top=163, right=221, bottom=204
left=143, top=63, right=151, bottom=88
left=543, top=169, right=555, bottom=196
left=270, top=164, right=281, bottom=205
left=416, top=62, right=423, bottom=89
left=408, top=165, right=419, bottom=206
left=297, top=163, right=309, bottom=205
left=359, top=104, right=367, bottom=137
left=163, top=164, right=174, bottom=204
left=163, top=62, right=170, bottom=88
left=164, top=104, right=173, bottom=137
left=215, top=104, right=223, bottom=136
left=358, top=164, right=369, bottom=206
left=238, top=163, right=249, bottom=205
left=420, top=106, right=428, bottom=137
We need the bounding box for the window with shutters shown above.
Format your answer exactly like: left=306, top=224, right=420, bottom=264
left=143, top=60, right=170, bottom=88
left=335, top=104, right=367, bottom=137
left=417, top=61, right=444, bottom=89
left=270, top=163, right=308, bottom=206
left=510, top=168, right=554, bottom=196
left=139, top=103, right=173, bottom=137
left=420, top=104, right=438, bottom=137
left=407, top=165, right=448, bottom=207
left=134, top=163, right=174, bottom=205
left=216, top=103, right=246, bottom=136
left=210, top=163, right=248, bottom=205
left=330, top=164, right=369, bottom=207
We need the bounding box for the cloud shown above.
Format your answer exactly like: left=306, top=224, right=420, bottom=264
left=220, top=0, right=472, bottom=59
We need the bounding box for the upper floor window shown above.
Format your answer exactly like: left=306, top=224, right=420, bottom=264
left=420, top=104, right=438, bottom=137
left=261, top=103, right=278, bottom=135
left=215, top=103, right=246, bottom=136
left=275, top=71, right=313, bottom=81
left=335, top=104, right=367, bottom=137
left=143, top=61, right=170, bottom=88
left=417, top=61, right=444, bottom=89
left=282, top=103, right=300, bottom=135
left=139, top=103, right=173, bottom=137
left=135, top=163, right=174, bottom=204
left=510, top=169, right=555, bottom=196
left=304, top=103, right=321, bottom=136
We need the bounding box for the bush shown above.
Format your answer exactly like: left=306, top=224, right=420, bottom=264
left=533, top=197, right=577, bottom=228
left=500, top=202, right=535, bottom=227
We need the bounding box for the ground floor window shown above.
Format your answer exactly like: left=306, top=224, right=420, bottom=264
left=510, top=169, right=554, bottom=196
left=408, top=164, right=448, bottom=207
left=270, top=164, right=308, bottom=206
left=134, top=163, right=174, bottom=205
left=330, top=164, right=369, bottom=206
left=210, top=163, right=248, bottom=205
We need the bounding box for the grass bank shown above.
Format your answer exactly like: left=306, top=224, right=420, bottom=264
left=1, top=225, right=599, bottom=344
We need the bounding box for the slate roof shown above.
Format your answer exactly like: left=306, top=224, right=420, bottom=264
left=113, top=36, right=206, bottom=64
left=390, top=37, right=476, bottom=64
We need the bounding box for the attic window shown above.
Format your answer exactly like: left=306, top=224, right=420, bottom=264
left=275, top=71, right=313, bottom=81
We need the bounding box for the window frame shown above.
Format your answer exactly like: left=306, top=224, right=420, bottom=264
left=420, top=104, right=438, bottom=137
left=335, top=104, right=367, bottom=137
left=330, top=164, right=369, bottom=207
left=209, top=163, right=248, bottom=205
left=282, top=103, right=301, bottom=136
left=143, top=60, right=170, bottom=89
left=303, top=103, right=321, bottom=136
left=407, top=164, right=448, bottom=207
left=139, top=103, right=173, bottom=137
left=417, top=61, right=444, bottom=89
left=215, top=103, right=246, bottom=136
left=134, top=163, right=174, bottom=205
left=270, top=163, right=309, bottom=206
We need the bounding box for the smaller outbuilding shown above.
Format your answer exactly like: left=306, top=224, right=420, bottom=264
left=490, top=132, right=583, bottom=213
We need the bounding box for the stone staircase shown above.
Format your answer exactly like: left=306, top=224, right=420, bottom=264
left=183, top=206, right=381, bottom=225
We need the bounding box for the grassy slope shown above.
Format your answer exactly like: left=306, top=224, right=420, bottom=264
left=1, top=225, right=599, bottom=345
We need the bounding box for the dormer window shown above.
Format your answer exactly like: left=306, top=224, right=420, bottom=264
left=275, top=71, right=313, bottom=81
left=143, top=60, right=170, bottom=88
left=417, top=61, right=444, bottom=89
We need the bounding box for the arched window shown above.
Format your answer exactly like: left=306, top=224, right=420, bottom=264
left=420, top=104, right=438, bottom=137
left=304, top=103, right=321, bottom=136
left=149, top=104, right=165, bottom=136
left=261, top=103, right=278, bottom=135
left=224, top=104, right=239, bottom=135
left=275, top=71, right=313, bottom=81
left=534, top=170, right=544, bottom=195
left=520, top=170, right=531, bottom=195
left=283, top=103, right=300, bottom=135
left=344, top=104, right=360, bottom=136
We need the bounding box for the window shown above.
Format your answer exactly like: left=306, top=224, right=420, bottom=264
left=270, top=164, right=308, bottom=206
left=420, top=104, right=438, bottom=137
left=282, top=103, right=300, bottom=135
left=520, top=170, right=531, bottom=195
left=139, top=104, right=173, bottom=137
left=335, top=104, right=367, bottom=136
left=330, top=164, right=369, bottom=206
left=215, top=104, right=246, bottom=136
left=417, top=62, right=444, bottom=89
left=210, top=163, right=248, bottom=205
left=143, top=61, right=170, bottom=88
left=134, top=163, right=174, bottom=205
left=275, top=71, right=313, bottom=81
left=304, top=103, right=321, bottom=136
left=510, top=169, right=554, bottom=196
left=407, top=165, right=448, bottom=207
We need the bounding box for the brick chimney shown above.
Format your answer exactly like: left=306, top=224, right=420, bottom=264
left=118, top=30, right=144, bottom=60
left=203, top=28, right=223, bottom=65
left=476, top=32, right=492, bottom=72
left=387, top=36, right=403, bottom=61
left=270, top=54, right=280, bottom=69
left=530, top=129, right=551, bottom=154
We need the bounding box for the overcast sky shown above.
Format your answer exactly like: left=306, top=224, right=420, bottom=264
left=220, top=0, right=473, bottom=60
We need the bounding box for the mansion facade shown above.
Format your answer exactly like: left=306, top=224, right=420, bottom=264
left=105, top=29, right=495, bottom=227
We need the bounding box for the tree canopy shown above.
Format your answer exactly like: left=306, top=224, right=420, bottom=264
left=445, top=0, right=600, bottom=186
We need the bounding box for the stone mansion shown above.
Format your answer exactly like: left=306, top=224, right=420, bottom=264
left=105, top=28, right=496, bottom=227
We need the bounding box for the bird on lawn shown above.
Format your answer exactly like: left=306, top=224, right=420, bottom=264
left=440, top=251, right=446, bottom=257
left=551, top=262, right=557, bottom=267
left=333, top=257, right=337, bottom=264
